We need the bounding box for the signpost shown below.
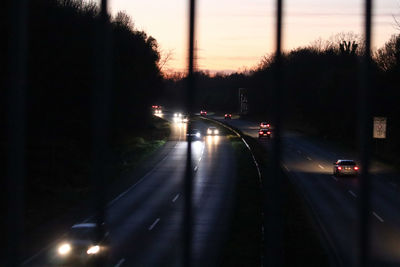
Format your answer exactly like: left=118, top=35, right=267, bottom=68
left=373, top=117, right=387, bottom=139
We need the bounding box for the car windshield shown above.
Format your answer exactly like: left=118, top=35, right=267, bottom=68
left=339, top=161, right=356, bottom=165
left=68, top=227, right=97, bottom=241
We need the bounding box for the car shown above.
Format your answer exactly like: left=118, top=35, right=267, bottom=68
left=182, top=115, right=189, bottom=123
left=260, top=122, right=270, bottom=128
left=154, top=108, right=162, bottom=115
left=187, top=128, right=202, bottom=140
left=333, top=160, right=359, bottom=177
left=173, top=112, right=183, bottom=122
left=258, top=128, right=271, bottom=138
left=224, top=113, right=232, bottom=119
left=207, top=127, right=219, bottom=135
left=53, top=223, right=110, bottom=265
left=200, top=110, right=207, bottom=116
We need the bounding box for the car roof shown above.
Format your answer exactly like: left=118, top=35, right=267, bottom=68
left=72, top=223, right=97, bottom=229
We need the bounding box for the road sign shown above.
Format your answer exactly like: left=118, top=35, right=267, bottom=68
left=373, top=117, right=387, bottom=139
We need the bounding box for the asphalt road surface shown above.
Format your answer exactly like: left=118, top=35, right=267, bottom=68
left=215, top=115, right=400, bottom=267
left=23, top=113, right=236, bottom=267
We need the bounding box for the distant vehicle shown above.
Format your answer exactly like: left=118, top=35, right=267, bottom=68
left=182, top=115, right=189, bottom=123
left=258, top=128, right=271, bottom=138
left=200, top=110, right=207, bottom=116
left=53, top=223, right=110, bottom=265
left=154, top=108, right=162, bottom=115
left=260, top=122, right=270, bottom=128
left=187, top=128, right=202, bottom=140
left=173, top=112, right=183, bottom=122
left=207, top=127, right=219, bottom=135
left=152, top=105, right=160, bottom=109
left=333, top=160, right=359, bottom=176
left=224, top=114, right=232, bottom=119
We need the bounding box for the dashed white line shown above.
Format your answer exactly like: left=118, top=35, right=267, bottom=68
left=331, top=176, right=338, bottom=181
left=372, top=212, right=384, bottom=223
left=172, top=194, right=180, bottom=203
left=198, top=156, right=202, bottom=162
left=148, top=218, right=160, bottom=231
left=348, top=190, right=357, bottom=198
left=318, top=164, right=325, bottom=169
left=114, top=258, right=126, bottom=267
left=194, top=166, right=198, bottom=172
left=306, top=156, right=312, bottom=161
left=282, top=164, right=290, bottom=172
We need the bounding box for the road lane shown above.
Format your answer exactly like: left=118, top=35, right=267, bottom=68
left=25, top=115, right=236, bottom=267
left=215, top=115, right=400, bottom=266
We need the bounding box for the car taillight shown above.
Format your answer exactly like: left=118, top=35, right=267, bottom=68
left=338, top=166, right=342, bottom=170
left=267, top=131, right=271, bottom=134
left=259, top=131, right=263, bottom=134
left=267, top=124, right=270, bottom=127
left=354, top=166, right=359, bottom=170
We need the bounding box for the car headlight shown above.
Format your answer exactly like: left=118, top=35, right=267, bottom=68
left=174, top=113, right=177, bottom=117
left=87, top=245, right=100, bottom=255
left=58, top=243, right=71, bottom=255
left=196, top=132, right=201, bottom=138
left=207, top=130, right=212, bottom=134
left=214, top=130, right=219, bottom=134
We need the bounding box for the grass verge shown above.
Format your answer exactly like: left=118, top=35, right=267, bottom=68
left=220, top=126, right=329, bottom=266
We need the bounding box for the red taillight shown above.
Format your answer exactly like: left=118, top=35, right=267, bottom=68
left=354, top=166, right=359, bottom=170
left=338, top=166, right=342, bottom=170
left=267, top=124, right=270, bottom=127
left=259, top=131, right=263, bottom=134
left=267, top=131, right=271, bottom=134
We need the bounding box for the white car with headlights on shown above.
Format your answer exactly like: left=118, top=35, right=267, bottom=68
left=53, top=223, right=110, bottom=266
left=207, top=127, right=219, bottom=135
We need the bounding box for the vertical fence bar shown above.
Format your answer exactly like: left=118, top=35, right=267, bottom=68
left=91, top=0, right=111, bottom=262
left=6, top=0, right=28, bottom=266
left=264, top=0, right=284, bottom=266
left=183, top=0, right=196, bottom=266
left=358, top=0, right=373, bottom=266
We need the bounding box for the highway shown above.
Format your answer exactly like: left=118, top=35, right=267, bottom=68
left=23, top=113, right=236, bottom=267
left=214, top=115, right=400, bottom=267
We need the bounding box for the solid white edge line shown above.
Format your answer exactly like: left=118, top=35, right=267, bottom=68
left=372, top=212, right=384, bottom=223
left=114, top=258, right=126, bottom=267
left=318, top=164, right=325, bottom=169
left=172, top=194, right=180, bottom=202
left=148, top=218, right=161, bottom=231
left=348, top=190, right=357, bottom=198
left=283, top=164, right=290, bottom=172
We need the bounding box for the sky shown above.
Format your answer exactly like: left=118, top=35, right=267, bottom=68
left=108, top=0, right=400, bottom=73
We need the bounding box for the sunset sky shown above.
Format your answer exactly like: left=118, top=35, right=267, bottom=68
left=108, top=0, right=400, bottom=73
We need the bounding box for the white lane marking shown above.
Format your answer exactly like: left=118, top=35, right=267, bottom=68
left=297, top=150, right=302, bottom=154
left=348, top=190, right=357, bottom=198
left=148, top=218, right=161, bottom=231
left=282, top=164, right=290, bottom=172
left=198, top=156, right=202, bottom=162
left=194, top=166, right=198, bottom=172
left=372, top=212, right=384, bottom=223
left=331, top=176, right=338, bottom=181
left=318, top=164, right=325, bottom=169
left=172, top=194, right=180, bottom=202
left=306, top=156, right=312, bottom=161
left=114, top=258, right=126, bottom=267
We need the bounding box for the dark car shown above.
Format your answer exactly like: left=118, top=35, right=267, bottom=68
left=187, top=128, right=202, bottom=140
left=53, top=223, right=110, bottom=266
left=200, top=110, right=207, bottom=116
left=224, top=113, right=232, bottom=119
left=333, top=159, right=359, bottom=176
left=258, top=128, right=271, bottom=138
left=260, top=122, right=270, bottom=128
